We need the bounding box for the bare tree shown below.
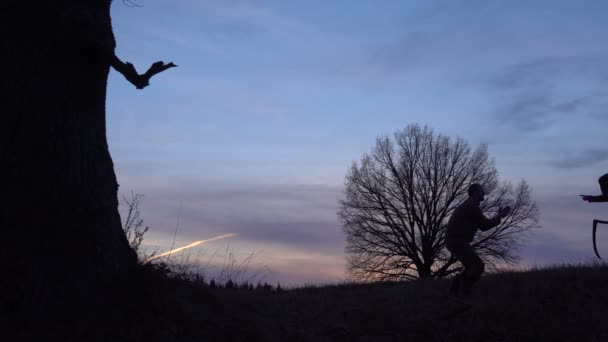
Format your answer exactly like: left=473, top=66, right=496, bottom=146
left=338, top=124, right=538, bottom=281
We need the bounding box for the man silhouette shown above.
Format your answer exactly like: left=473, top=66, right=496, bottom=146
left=445, top=184, right=510, bottom=298
left=581, top=173, right=608, bottom=202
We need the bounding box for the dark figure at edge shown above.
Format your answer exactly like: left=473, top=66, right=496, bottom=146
left=581, top=173, right=608, bottom=202
left=445, top=184, right=511, bottom=298
left=581, top=173, right=608, bottom=259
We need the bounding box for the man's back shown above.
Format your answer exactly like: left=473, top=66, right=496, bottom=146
left=445, top=197, right=500, bottom=245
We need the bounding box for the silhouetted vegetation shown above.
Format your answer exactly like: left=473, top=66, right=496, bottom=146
left=2, top=1, right=177, bottom=332
left=3, top=2, right=604, bottom=341
left=122, top=192, right=151, bottom=259
left=338, top=124, right=539, bottom=281
left=5, top=260, right=607, bottom=341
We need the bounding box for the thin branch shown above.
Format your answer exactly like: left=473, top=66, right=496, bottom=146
left=111, top=55, right=177, bottom=89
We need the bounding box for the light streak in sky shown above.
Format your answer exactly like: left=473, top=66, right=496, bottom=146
left=144, top=233, right=237, bottom=262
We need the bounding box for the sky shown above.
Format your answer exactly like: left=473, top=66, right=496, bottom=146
left=107, top=0, right=608, bottom=286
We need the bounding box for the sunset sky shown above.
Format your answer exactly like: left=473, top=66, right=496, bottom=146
left=107, top=0, right=608, bottom=286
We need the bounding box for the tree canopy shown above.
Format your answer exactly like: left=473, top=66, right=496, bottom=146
left=338, top=124, right=539, bottom=280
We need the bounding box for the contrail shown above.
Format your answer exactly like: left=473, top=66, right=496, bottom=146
left=145, top=233, right=237, bottom=262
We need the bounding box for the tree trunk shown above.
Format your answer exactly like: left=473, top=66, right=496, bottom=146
left=1, top=1, right=137, bottom=329
left=417, top=264, right=432, bottom=279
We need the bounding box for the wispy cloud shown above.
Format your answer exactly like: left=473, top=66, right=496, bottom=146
left=496, top=93, right=592, bottom=132
left=551, top=149, right=608, bottom=170
left=491, top=56, right=608, bottom=91
left=121, top=182, right=345, bottom=254
left=488, top=56, right=608, bottom=132
left=120, top=181, right=348, bottom=284
left=519, top=231, right=590, bottom=266
left=518, top=192, right=607, bottom=266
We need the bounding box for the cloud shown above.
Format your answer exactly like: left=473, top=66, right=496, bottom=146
left=124, top=177, right=608, bottom=283
left=489, top=56, right=608, bottom=132
left=496, top=93, right=591, bottom=132
left=490, top=56, right=608, bottom=91
left=517, top=192, right=606, bottom=266
left=121, top=181, right=350, bottom=284
left=550, top=149, right=608, bottom=170
left=519, top=231, right=589, bottom=266
left=121, top=181, right=346, bottom=254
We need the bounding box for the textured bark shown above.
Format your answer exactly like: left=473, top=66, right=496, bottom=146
left=0, top=1, right=137, bottom=328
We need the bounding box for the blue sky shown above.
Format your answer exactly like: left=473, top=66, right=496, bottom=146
left=107, top=0, right=608, bottom=285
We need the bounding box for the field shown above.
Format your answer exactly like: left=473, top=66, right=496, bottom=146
left=212, top=263, right=608, bottom=341
left=11, top=262, right=607, bottom=341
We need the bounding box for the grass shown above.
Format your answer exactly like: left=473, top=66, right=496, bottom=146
left=8, top=258, right=608, bottom=341
left=210, top=262, right=608, bottom=341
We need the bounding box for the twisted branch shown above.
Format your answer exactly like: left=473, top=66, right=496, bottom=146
left=110, top=55, right=177, bottom=89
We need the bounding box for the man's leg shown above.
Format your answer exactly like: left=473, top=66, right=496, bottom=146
left=448, top=273, right=462, bottom=296
left=458, top=245, right=485, bottom=298
left=447, top=242, right=469, bottom=296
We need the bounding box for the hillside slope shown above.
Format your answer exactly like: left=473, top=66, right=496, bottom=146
left=218, top=263, right=608, bottom=341
left=5, top=263, right=608, bottom=341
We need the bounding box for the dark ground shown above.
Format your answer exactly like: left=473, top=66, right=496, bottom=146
left=4, top=262, right=608, bottom=341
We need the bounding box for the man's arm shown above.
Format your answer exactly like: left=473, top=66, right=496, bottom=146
left=472, top=205, right=501, bottom=232
left=478, top=214, right=501, bottom=232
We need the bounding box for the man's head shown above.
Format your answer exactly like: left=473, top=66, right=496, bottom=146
left=468, top=183, right=485, bottom=202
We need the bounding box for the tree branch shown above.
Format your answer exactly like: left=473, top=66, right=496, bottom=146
left=339, top=123, right=538, bottom=281
left=110, top=55, right=177, bottom=89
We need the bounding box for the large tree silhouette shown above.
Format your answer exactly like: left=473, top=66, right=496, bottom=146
left=338, top=124, right=538, bottom=281
left=1, top=0, right=175, bottom=324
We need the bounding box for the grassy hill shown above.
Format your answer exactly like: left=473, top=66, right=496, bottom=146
left=213, top=263, right=608, bottom=341
left=7, top=262, right=608, bottom=341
